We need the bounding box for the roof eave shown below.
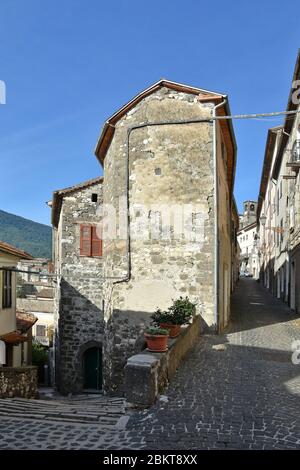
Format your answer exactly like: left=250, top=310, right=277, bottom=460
left=94, top=79, right=227, bottom=165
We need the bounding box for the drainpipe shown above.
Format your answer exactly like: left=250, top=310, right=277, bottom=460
left=212, top=98, right=227, bottom=332
left=112, top=117, right=213, bottom=286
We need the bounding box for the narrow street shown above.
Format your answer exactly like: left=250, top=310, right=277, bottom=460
left=125, top=278, right=300, bottom=449
left=0, top=278, right=300, bottom=449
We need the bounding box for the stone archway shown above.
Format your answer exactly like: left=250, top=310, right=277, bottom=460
left=76, top=340, right=103, bottom=392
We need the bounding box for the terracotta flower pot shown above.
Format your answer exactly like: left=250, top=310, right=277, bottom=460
left=159, top=323, right=181, bottom=338
left=144, top=333, right=168, bottom=352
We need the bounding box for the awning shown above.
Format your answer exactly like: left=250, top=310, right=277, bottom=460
left=0, top=331, right=28, bottom=344
left=0, top=311, right=38, bottom=345
left=16, top=310, right=38, bottom=334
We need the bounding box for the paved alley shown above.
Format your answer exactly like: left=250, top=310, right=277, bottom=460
left=125, top=278, right=300, bottom=449
left=0, top=278, right=300, bottom=450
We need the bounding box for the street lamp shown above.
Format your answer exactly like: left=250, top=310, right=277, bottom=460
left=260, top=213, right=267, bottom=227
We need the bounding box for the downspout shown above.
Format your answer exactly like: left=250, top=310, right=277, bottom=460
left=212, top=98, right=227, bottom=332
left=112, top=117, right=213, bottom=285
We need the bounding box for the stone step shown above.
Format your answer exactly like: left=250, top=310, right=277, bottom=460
left=0, top=396, right=126, bottom=426
left=0, top=409, right=120, bottom=426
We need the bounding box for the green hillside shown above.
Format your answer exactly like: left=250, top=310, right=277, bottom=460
left=0, top=209, right=52, bottom=259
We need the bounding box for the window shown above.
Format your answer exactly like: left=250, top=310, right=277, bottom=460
left=80, top=225, right=102, bottom=257
left=250, top=204, right=255, bottom=212
left=2, top=270, right=12, bottom=309
left=91, top=193, right=98, bottom=203
left=36, top=325, right=46, bottom=337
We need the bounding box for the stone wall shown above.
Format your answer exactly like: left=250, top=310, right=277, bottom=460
left=0, top=366, right=37, bottom=398
left=55, top=182, right=104, bottom=394
left=102, top=87, right=216, bottom=392
left=124, top=316, right=201, bottom=405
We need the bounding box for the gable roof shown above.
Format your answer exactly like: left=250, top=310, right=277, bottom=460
left=257, top=126, right=282, bottom=221
left=0, top=241, right=33, bottom=260
left=94, top=78, right=237, bottom=196
left=237, top=221, right=257, bottom=235
left=51, top=176, right=103, bottom=227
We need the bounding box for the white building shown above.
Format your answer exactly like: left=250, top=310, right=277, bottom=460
left=237, top=201, right=259, bottom=278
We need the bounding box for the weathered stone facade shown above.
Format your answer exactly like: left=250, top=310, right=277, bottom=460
left=95, top=83, right=236, bottom=392
left=0, top=366, right=37, bottom=398
left=52, top=81, right=237, bottom=395
left=52, top=179, right=104, bottom=394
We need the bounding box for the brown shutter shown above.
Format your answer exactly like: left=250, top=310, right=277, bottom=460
left=80, top=225, right=92, bottom=256
left=91, top=225, right=102, bottom=257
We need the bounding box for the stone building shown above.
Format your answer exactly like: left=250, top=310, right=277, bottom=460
left=51, top=177, right=104, bottom=394
left=237, top=201, right=259, bottom=278
left=94, top=79, right=237, bottom=391
left=257, top=50, right=300, bottom=311
left=238, top=200, right=257, bottom=229
left=52, top=80, right=238, bottom=394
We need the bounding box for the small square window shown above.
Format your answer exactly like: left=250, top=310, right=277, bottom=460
left=91, top=193, right=98, bottom=203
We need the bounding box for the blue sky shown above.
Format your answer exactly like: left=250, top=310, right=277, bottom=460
left=0, top=0, right=299, bottom=225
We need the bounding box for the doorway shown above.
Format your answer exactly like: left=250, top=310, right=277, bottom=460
left=83, top=347, right=102, bottom=390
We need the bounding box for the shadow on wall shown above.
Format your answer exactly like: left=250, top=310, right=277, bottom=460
left=56, top=279, right=104, bottom=395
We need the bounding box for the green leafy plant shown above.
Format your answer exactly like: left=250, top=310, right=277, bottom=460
left=32, top=343, right=48, bottom=384
left=151, top=308, right=173, bottom=325
left=32, top=342, right=48, bottom=367
left=145, top=326, right=169, bottom=336
left=170, top=296, right=196, bottom=324
left=151, top=297, right=196, bottom=326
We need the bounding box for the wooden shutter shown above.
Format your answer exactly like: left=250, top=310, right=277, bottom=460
left=2, top=270, right=12, bottom=309
left=80, top=225, right=92, bottom=256
left=91, top=225, right=102, bottom=257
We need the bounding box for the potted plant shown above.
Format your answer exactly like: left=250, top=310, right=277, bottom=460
left=151, top=308, right=181, bottom=338
left=144, top=326, right=169, bottom=352
left=151, top=297, right=196, bottom=338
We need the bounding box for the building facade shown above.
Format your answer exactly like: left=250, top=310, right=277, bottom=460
left=237, top=201, right=259, bottom=278
left=0, top=241, right=36, bottom=367
left=17, top=259, right=54, bottom=348
left=95, top=80, right=237, bottom=392
left=51, top=178, right=104, bottom=394
left=53, top=80, right=238, bottom=394
left=231, top=198, right=240, bottom=290
left=257, top=50, right=300, bottom=311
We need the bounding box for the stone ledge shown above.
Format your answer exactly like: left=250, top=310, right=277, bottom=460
left=124, top=316, right=200, bottom=406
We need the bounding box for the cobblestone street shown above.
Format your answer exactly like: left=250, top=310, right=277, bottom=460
left=0, top=278, right=300, bottom=450
left=126, top=278, right=300, bottom=449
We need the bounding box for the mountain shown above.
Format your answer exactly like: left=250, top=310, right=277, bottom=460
left=0, top=209, right=52, bottom=259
